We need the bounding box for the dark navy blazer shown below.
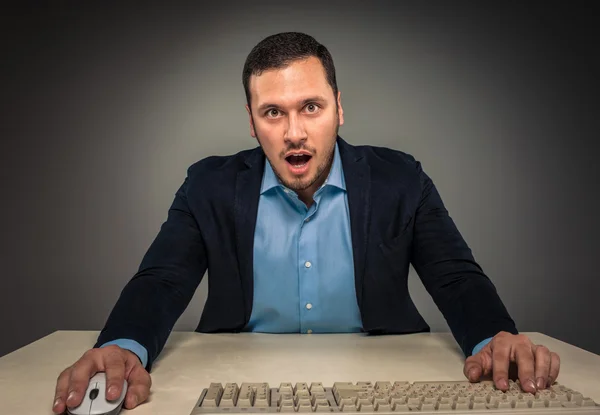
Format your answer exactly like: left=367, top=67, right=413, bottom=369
left=95, top=136, right=518, bottom=370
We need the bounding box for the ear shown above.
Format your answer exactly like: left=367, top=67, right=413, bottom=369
left=337, top=91, right=344, bottom=126
left=246, top=105, right=256, bottom=138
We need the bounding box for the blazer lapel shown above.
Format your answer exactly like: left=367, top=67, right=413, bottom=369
left=234, top=147, right=265, bottom=324
left=338, top=137, right=371, bottom=309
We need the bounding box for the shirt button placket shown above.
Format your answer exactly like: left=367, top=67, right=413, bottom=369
left=303, top=260, right=313, bottom=333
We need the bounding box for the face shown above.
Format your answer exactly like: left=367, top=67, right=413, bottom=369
left=245, top=56, right=344, bottom=196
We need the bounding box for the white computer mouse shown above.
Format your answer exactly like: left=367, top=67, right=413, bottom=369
left=67, top=372, right=127, bottom=415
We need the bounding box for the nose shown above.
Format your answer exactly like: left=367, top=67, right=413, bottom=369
left=284, top=112, right=307, bottom=145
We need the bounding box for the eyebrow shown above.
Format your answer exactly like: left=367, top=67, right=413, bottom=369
left=257, top=96, right=328, bottom=113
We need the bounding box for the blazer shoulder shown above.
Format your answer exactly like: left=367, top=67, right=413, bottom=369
left=359, top=144, right=423, bottom=179
left=185, top=147, right=259, bottom=179
left=174, top=147, right=262, bottom=202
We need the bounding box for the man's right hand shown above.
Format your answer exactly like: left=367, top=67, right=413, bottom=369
left=52, top=345, right=152, bottom=414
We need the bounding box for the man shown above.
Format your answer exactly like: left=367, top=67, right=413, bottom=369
left=52, top=32, right=560, bottom=413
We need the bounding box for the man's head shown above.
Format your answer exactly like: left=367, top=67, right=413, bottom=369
left=242, top=32, right=344, bottom=199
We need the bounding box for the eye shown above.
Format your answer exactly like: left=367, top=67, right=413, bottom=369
left=266, top=109, right=280, bottom=118
left=305, top=103, right=319, bottom=113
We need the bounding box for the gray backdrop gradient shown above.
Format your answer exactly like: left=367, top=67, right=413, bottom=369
left=2, top=1, right=599, bottom=359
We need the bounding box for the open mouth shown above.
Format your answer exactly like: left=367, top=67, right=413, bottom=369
left=285, top=154, right=312, bottom=168
left=285, top=153, right=312, bottom=175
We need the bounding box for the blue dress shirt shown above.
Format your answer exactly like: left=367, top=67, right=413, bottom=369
left=102, top=143, right=492, bottom=367
left=244, top=142, right=362, bottom=333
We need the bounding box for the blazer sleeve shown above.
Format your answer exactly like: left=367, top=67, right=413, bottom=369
left=409, top=160, right=518, bottom=357
left=94, top=173, right=208, bottom=371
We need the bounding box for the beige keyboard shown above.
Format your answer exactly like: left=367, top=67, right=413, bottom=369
left=190, top=380, right=600, bottom=414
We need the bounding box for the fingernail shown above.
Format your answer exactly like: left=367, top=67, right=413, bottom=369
left=67, top=391, right=75, bottom=402
left=468, top=368, right=478, bottom=379
left=497, top=378, right=508, bottom=390
left=536, top=377, right=545, bottom=389
left=53, top=398, right=61, bottom=408
left=108, top=385, right=117, bottom=397
left=132, top=395, right=139, bottom=406
left=527, top=379, right=537, bottom=391
left=547, top=376, right=554, bottom=387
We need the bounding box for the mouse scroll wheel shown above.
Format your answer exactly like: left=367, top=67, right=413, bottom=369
left=89, top=388, right=99, bottom=400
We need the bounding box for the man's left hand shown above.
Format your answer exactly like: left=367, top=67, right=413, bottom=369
left=463, top=331, right=561, bottom=393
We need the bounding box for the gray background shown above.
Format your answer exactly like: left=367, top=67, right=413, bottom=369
left=2, top=1, right=599, bottom=359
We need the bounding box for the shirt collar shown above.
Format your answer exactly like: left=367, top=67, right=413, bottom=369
left=260, top=141, right=346, bottom=194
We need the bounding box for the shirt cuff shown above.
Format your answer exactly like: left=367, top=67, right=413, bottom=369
left=471, top=337, right=493, bottom=356
left=100, top=338, right=148, bottom=368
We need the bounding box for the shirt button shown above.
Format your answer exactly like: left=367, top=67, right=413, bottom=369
left=305, top=261, right=312, bottom=268
left=305, top=217, right=310, bottom=222
left=306, top=303, right=313, bottom=310
left=307, top=329, right=313, bottom=334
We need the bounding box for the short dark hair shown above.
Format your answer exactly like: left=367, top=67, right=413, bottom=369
left=242, top=32, right=338, bottom=109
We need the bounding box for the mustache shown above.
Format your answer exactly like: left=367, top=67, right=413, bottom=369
left=279, top=144, right=317, bottom=158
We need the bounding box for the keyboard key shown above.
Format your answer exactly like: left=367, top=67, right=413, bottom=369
left=310, top=382, right=324, bottom=393
left=548, top=400, right=563, bottom=407
left=358, top=397, right=373, bottom=405
left=339, top=396, right=357, bottom=406
left=390, top=396, right=407, bottom=406
left=392, top=403, right=409, bottom=411
left=220, top=383, right=239, bottom=407
left=279, top=383, right=293, bottom=393
left=333, top=382, right=354, bottom=391
left=570, top=391, right=585, bottom=402
left=295, top=383, right=309, bottom=394
left=375, top=381, right=392, bottom=391
left=237, top=384, right=254, bottom=407
left=313, top=398, right=328, bottom=407
left=454, top=401, right=469, bottom=410
left=201, top=383, right=223, bottom=407
left=515, top=400, right=530, bottom=408
left=254, top=395, right=269, bottom=407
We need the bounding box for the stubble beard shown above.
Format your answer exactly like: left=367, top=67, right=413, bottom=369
left=261, top=120, right=339, bottom=192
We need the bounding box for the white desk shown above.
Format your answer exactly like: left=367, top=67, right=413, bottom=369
left=0, top=331, right=599, bottom=414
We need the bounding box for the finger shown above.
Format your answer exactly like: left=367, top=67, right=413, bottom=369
left=533, top=345, right=551, bottom=389
left=463, top=354, right=486, bottom=382
left=123, top=348, right=144, bottom=378
left=66, top=353, right=99, bottom=408
left=103, top=346, right=126, bottom=400
left=52, top=367, right=72, bottom=414
left=123, top=365, right=152, bottom=409
left=548, top=352, right=561, bottom=386
left=491, top=341, right=510, bottom=391
left=514, top=343, right=536, bottom=393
